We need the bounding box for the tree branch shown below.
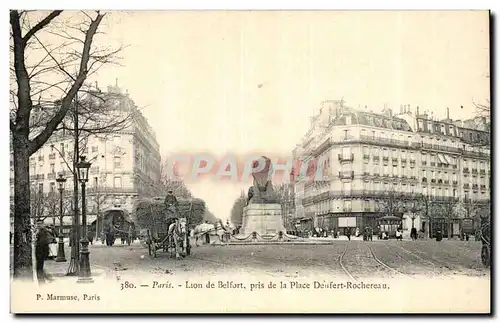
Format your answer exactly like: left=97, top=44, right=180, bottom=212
left=28, top=12, right=105, bottom=155
left=22, top=11, right=63, bottom=44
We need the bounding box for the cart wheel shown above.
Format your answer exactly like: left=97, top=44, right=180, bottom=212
left=481, top=245, right=490, bottom=267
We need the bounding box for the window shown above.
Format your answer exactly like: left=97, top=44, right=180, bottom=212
left=38, top=183, right=43, bottom=193
left=50, top=182, right=55, bottom=193
left=342, top=182, right=351, bottom=193
left=50, top=163, right=55, bottom=173
left=372, top=147, right=379, bottom=155
left=114, top=156, right=122, bottom=169
left=60, top=143, right=64, bottom=155
left=343, top=130, right=349, bottom=140
left=372, top=131, right=376, bottom=139
left=92, top=146, right=98, bottom=153
left=341, top=147, right=351, bottom=159
left=50, top=145, right=54, bottom=152
left=94, top=177, right=98, bottom=187
left=384, top=165, right=389, bottom=175
left=113, top=176, right=122, bottom=188
left=361, top=129, right=366, bottom=137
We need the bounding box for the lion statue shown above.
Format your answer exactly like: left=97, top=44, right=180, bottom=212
left=246, top=156, right=278, bottom=205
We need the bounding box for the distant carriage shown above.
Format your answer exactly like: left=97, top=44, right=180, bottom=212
left=89, top=206, right=137, bottom=246
left=376, top=215, right=402, bottom=239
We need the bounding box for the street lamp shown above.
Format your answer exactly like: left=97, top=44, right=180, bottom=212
left=76, top=156, right=93, bottom=283
left=55, top=174, right=67, bottom=262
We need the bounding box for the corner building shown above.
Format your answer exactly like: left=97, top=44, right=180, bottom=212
left=293, top=100, right=490, bottom=238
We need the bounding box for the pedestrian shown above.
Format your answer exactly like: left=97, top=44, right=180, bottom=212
left=345, top=228, right=351, bottom=241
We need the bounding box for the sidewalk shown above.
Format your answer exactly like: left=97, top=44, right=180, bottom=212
left=43, top=258, right=108, bottom=282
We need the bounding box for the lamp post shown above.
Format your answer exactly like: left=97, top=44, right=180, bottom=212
left=76, top=156, right=93, bottom=283
left=55, top=174, right=67, bottom=262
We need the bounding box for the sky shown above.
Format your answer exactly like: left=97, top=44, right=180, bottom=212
left=83, top=10, right=490, bottom=221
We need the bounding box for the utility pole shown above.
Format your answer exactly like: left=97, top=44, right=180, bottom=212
left=67, top=94, right=80, bottom=276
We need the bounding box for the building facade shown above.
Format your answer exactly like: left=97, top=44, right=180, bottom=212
left=9, top=84, right=162, bottom=234
left=293, top=100, right=491, bottom=237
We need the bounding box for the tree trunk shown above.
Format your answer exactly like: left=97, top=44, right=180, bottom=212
left=448, top=220, right=453, bottom=240
left=411, top=217, right=415, bottom=228
left=12, top=133, right=33, bottom=278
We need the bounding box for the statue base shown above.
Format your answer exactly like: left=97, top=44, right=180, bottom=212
left=237, top=204, right=286, bottom=238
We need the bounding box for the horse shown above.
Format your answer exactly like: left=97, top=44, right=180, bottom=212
left=35, top=225, right=57, bottom=283
left=214, top=219, right=232, bottom=244
left=191, top=222, right=216, bottom=246
left=168, top=218, right=188, bottom=260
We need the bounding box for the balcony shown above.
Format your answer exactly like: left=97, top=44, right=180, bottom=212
left=431, top=179, right=436, bottom=183
left=463, top=168, right=470, bottom=174
left=382, top=157, right=389, bottom=162
left=47, top=172, right=56, bottom=180
left=410, top=176, right=417, bottom=180
left=472, top=184, right=478, bottom=190
left=452, top=180, right=458, bottom=186
left=363, top=154, right=370, bottom=160
left=338, top=153, right=354, bottom=163
left=373, top=173, right=380, bottom=177
left=86, top=187, right=137, bottom=194
left=409, top=159, right=415, bottom=165
left=463, top=184, right=470, bottom=189
left=471, top=169, right=478, bottom=175
left=430, top=162, right=436, bottom=167
left=339, top=171, right=354, bottom=180
left=89, top=166, right=100, bottom=175
left=49, top=153, right=56, bottom=160
left=29, top=175, right=36, bottom=180
left=462, top=150, right=489, bottom=159
left=480, top=169, right=486, bottom=175
left=452, top=165, right=458, bottom=169
left=362, top=172, right=370, bottom=176
left=401, top=175, right=407, bottom=179
left=392, top=158, right=398, bottom=164
left=444, top=180, right=450, bottom=185
left=373, top=156, right=380, bottom=161
left=383, top=174, right=390, bottom=177
left=38, top=156, right=44, bottom=162
left=437, top=179, right=443, bottom=184
left=480, top=184, right=486, bottom=190
left=36, top=174, right=44, bottom=180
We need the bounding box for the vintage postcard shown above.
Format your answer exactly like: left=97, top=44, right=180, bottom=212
left=9, top=10, right=491, bottom=313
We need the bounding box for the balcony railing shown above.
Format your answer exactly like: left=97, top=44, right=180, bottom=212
left=382, top=157, right=389, bottom=162
left=430, top=162, right=436, bottom=166
left=47, top=173, right=56, bottom=180
left=339, top=171, right=354, bottom=180
left=462, top=150, right=489, bottom=159
left=463, top=184, right=470, bottom=189
left=480, top=169, right=486, bottom=175
left=452, top=180, right=458, bottom=186
left=86, top=187, right=137, bottom=194
left=409, top=159, right=415, bottom=164
left=463, top=168, right=470, bottom=173
left=480, top=184, right=486, bottom=190
left=338, top=153, right=354, bottom=163
left=471, top=169, right=478, bottom=174
left=472, top=184, right=478, bottom=190
left=444, top=180, right=450, bottom=185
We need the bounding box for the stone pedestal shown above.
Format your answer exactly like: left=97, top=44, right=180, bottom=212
left=239, top=204, right=286, bottom=237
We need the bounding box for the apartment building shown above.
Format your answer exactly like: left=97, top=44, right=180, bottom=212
left=9, top=83, right=162, bottom=233
left=294, top=100, right=491, bottom=237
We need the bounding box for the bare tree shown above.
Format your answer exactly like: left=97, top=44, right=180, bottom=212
left=159, top=160, right=193, bottom=198
left=379, top=188, right=404, bottom=218
left=230, top=191, right=247, bottom=227
left=406, top=196, right=423, bottom=229
left=9, top=10, right=123, bottom=277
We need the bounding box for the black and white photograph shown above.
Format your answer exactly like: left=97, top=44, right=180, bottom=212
left=8, top=9, right=491, bottom=313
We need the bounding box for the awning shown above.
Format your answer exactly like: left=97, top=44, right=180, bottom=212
left=437, top=154, right=448, bottom=164
left=442, top=154, right=452, bottom=165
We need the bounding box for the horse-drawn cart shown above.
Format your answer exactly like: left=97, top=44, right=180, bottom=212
left=144, top=212, right=190, bottom=258
left=135, top=197, right=201, bottom=259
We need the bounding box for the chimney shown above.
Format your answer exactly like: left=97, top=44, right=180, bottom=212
left=115, top=78, right=118, bottom=87
left=400, top=104, right=403, bottom=114
left=407, top=104, right=411, bottom=113
left=447, top=107, right=450, bottom=119
left=416, top=106, right=419, bottom=116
